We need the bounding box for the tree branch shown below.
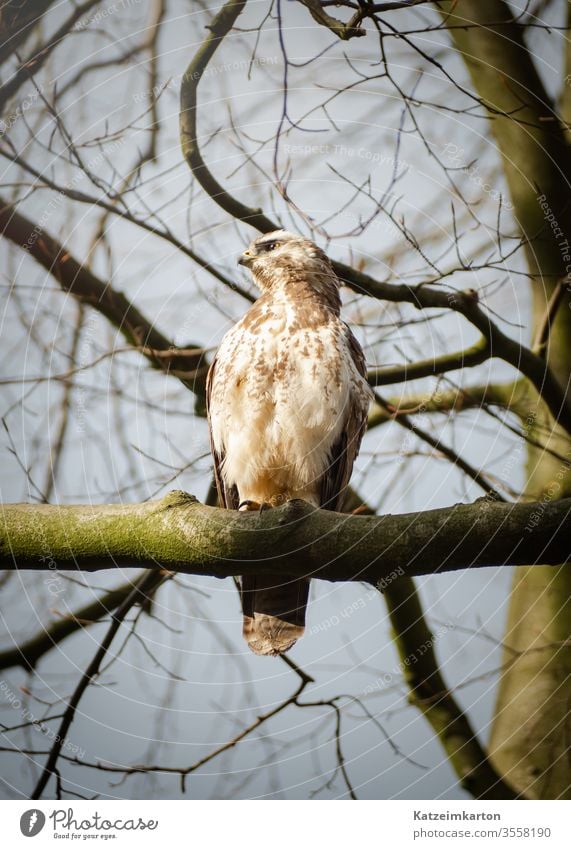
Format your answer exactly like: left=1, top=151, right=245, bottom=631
left=0, top=199, right=210, bottom=406
left=382, top=577, right=520, bottom=798
left=0, top=578, right=146, bottom=671
left=367, top=335, right=490, bottom=385
left=295, top=0, right=366, bottom=40
left=1, top=491, right=569, bottom=581
left=340, top=488, right=520, bottom=799
left=0, top=0, right=101, bottom=112
left=31, top=569, right=164, bottom=799
left=0, top=0, right=58, bottom=67
left=367, top=380, right=527, bottom=429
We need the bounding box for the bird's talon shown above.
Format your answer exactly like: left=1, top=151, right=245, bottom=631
left=239, top=500, right=261, bottom=512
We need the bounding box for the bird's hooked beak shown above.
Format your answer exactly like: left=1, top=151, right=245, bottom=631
left=238, top=249, right=255, bottom=267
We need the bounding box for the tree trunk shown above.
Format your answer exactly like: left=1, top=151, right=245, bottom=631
left=441, top=0, right=571, bottom=798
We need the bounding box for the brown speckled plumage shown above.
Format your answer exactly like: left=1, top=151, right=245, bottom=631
left=206, top=231, right=372, bottom=656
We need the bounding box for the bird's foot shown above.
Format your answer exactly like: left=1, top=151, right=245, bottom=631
left=238, top=499, right=260, bottom=511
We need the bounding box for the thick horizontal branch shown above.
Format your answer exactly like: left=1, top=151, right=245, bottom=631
left=1, top=491, right=569, bottom=582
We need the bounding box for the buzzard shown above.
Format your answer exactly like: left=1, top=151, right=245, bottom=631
left=206, top=230, right=372, bottom=656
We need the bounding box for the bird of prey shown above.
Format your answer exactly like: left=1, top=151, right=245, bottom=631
left=206, top=230, right=372, bottom=656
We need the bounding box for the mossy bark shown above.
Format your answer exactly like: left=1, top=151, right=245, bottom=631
left=1, top=492, right=569, bottom=578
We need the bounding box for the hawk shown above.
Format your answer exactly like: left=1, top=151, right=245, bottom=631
left=206, top=230, right=372, bottom=656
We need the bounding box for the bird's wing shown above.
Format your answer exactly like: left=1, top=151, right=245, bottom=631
left=206, top=356, right=239, bottom=510
left=319, top=326, right=370, bottom=512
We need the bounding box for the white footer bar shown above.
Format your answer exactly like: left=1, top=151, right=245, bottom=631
left=1, top=799, right=569, bottom=848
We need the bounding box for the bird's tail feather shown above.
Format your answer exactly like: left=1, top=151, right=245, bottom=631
left=241, top=574, right=310, bottom=656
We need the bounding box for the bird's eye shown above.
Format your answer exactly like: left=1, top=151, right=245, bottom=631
left=262, top=241, right=279, bottom=252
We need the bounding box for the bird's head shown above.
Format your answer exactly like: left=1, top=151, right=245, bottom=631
left=238, top=230, right=336, bottom=297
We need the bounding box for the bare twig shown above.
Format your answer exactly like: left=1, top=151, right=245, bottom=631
left=31, top=569, right=167, bottom=799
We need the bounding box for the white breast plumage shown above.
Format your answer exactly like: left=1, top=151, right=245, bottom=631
left=208, top=298, right=371, bottom=508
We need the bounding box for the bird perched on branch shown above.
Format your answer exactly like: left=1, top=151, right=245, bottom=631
left=206, top=230, right=372, bottom=656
